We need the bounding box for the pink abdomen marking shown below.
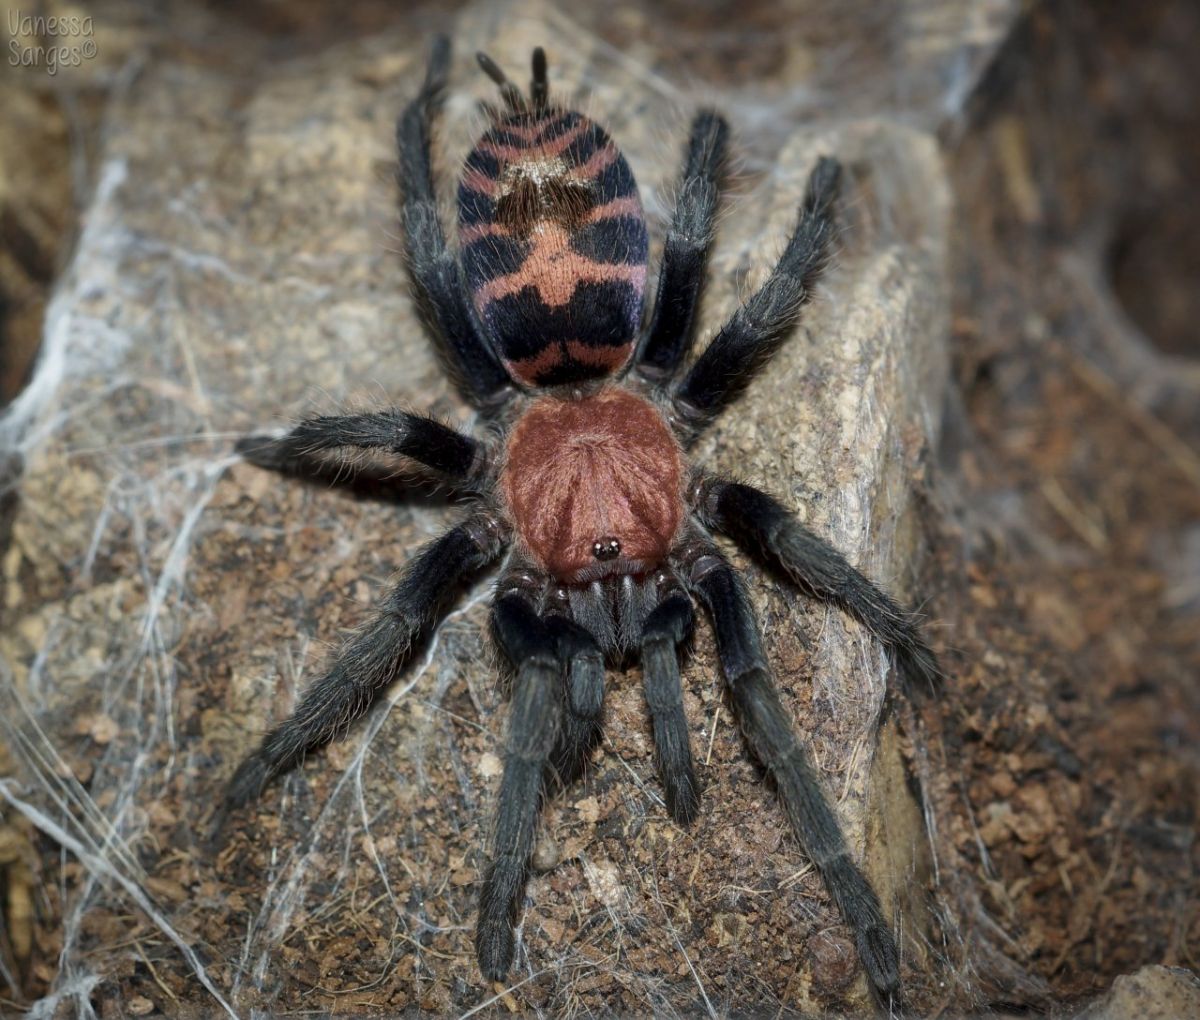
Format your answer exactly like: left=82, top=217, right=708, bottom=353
left=458, top=109, right=648, bottom=388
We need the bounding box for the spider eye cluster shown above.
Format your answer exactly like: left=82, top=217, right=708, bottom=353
left=592, top=537, right=621, bottom=560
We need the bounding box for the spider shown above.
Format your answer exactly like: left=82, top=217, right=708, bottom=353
left=215, top=36, right=941, bottom=1008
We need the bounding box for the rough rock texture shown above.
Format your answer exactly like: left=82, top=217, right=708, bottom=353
left=1076, top=966, right=1200, bottom=1020
left=927, top=1, right=1200, bottom=1010
left=3, top=0, right=1197, bottom=1017
left=0, top=83, right=71, bottom=401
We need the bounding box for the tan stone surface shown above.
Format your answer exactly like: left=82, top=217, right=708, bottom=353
left=1077, top=966, right=1200, bottom=1020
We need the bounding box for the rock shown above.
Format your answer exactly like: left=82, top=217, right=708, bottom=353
left=1076, top=966, right=1200, bottom=1020
left=0, top=0, right=1020, bottom=1013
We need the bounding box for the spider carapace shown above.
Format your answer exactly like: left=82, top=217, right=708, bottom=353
left=217, top=36, right=942, bottom=1010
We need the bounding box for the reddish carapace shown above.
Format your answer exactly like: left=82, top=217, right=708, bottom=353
left=501, top=390, right=684, bottom=582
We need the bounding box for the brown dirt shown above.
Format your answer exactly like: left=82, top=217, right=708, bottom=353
left=923, top=0, right=1200, bottom=1008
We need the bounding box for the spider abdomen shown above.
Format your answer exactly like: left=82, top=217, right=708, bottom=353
left=458, top=110, right=649, bottom=388
left=501, top=390, right=683, bottom=582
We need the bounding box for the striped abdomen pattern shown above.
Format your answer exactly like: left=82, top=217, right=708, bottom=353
left=457, top=109, right=649, bottom=387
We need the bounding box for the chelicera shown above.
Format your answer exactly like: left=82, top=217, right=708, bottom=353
left=216, top=36, right=941, bottom=1007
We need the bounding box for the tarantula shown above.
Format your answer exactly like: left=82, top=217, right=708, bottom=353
left=216, top=36, right=940, bottom=1007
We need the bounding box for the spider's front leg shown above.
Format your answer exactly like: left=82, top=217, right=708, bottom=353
left=477, top=571, right=564, bottom=980
left=476, top=574, right=614, bottom=978
left=211, top=512, right=507, bottom=840
left=235, top=410, right=484, bottom=488
left=677, top=534, right=902, bottom=1006
left=543, top=603, right=606, bottom=788
left=639, top=572, right=700, bottom=824
left=693, top=476, right=941, bottom=695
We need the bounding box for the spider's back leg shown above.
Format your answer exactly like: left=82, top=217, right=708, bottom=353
left=634, top=110, right=729, bottom=383
left=671, top=156, right=841, bottom=439
left=398, top=36, right=513, bottom=406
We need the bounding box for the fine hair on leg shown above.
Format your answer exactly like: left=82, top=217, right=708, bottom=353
left=693, top=476, right=941, bottom=695
left=672, top=156, right=842, bottom=438
left=397, top=35, right=512, bottom=405
left=211, top=515, right=506, bottom=842
left=543, top=608, right=605, bottom=788
left=477, top=578, right=563, bottom=980
left=677, top=536, right=902, bottom=1005
left=236, top=410, right=483, bottom=482
left=635, top=109, right=730, bottom=382
left=639, top=578, right=699, bottom=824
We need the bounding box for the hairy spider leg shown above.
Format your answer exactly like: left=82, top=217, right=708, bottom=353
left=695, top=477, right=942, bottom=696
left=678, top=536, right=902, bottom=1005
left=235, top=410, right=482, bottom=483
left=543, top=608, right=606, bottom=788
left=672, top=156, right=842, bottom=439
left=478, top=575, right=565, bottom=980
left=212, top=516, right=506, bottom=843
left=635, top=109, right=730, bottom=382
left=638, top=577, right=700, bottom=824
left=398, top=35, right=513, bottom=406
left=479, top=566, right=702, bottom=975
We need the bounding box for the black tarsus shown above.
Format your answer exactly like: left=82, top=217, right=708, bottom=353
left=636, top=109, right=730, bottom=382
left=694, top=477, right=942, bottom=696
left=235, top=410, right=482, bottom=483
left=673, top=155, right=842, bottom=437
left=639, top=583, right=699, bottom=824
left=679, top=537, right=902, bottom=1007
left=211, top=516, right=507, bottom=844
left=531, top=47, right=548, bottom=109
left=478, top=583, right=563, bottom=980
left=398, top=35, right=512, bottom=406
